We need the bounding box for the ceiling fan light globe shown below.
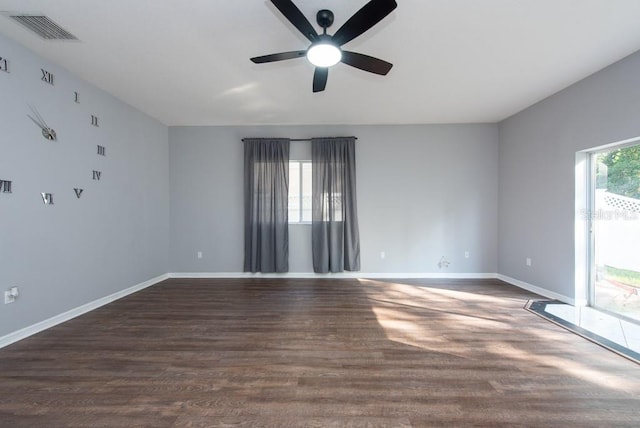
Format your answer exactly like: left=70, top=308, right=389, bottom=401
left=307, top=43, right=342, bottom=68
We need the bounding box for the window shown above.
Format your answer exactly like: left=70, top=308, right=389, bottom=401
left=589, top=141, right=640, bottom=323
left=288, top=161, right=312, bottom=223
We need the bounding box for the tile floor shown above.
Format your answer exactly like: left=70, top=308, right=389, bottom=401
left=527, top=300, right=640, bottom=364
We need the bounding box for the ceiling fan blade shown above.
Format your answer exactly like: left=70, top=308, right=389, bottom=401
left=271, top=0, right=319, bottom=43
left=313, top=67, right=328, bottom=92
left=332, top=0, right=397, bottom=46
left=251, top=51, right=307, bottom=64
left=341, top=51, right=393, bottom=75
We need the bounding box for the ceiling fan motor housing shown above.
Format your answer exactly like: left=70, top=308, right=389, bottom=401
left=316, top=9, right=334, bottom=29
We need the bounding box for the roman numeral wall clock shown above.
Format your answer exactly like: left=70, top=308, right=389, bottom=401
left=0, top=56, right=112, bottom=206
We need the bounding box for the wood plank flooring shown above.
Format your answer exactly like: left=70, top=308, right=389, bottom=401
left=1, top=278, right=640, bottom=427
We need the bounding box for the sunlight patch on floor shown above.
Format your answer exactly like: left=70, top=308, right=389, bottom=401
left=362, top=279, right=639, bottom=393
left=490, top=342, right=637, bottom=392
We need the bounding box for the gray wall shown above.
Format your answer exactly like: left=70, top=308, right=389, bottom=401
left=0, top=35, right=169, bottom=337
left=169, top=124, right=498, bottom=274
left=498, top=50, right=640, bottom=300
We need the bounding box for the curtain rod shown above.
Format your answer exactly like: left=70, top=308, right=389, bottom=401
left=241, top=137, right=357, bottom=142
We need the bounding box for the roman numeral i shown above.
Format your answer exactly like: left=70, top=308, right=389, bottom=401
left=0, top=57, right=8, bottom=73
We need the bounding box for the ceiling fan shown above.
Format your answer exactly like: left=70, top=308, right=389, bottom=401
left=250, top=0, right=398, bottom=93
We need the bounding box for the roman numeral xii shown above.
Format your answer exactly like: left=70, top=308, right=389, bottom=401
left=41, top=68, right=54, bottom=85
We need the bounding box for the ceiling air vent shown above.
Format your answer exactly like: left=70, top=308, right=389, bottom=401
left=8, top=14, right=78, bottom=40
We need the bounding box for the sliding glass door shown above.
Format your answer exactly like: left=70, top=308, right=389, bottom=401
left=590, top=143, right=640, bottom=323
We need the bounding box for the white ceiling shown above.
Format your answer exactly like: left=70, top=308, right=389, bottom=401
left=1, top=0, right=640, bottom=126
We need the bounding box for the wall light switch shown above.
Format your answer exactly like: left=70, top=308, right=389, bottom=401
left=526, top=258, right=532, bottom=267
left=197, top=251, right=203, bottom=259
left=464, top=251, right=470, bottom=259
left=380, top=251, right=385, bottom=259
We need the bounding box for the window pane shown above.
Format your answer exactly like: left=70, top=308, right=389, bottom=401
left=592, top=143, right=640, bottom=322
left=288, top=161, right=312, bottom=223
left=288, top=162, right=300, bottom=223
left=301, top=162, right=312, bottom=222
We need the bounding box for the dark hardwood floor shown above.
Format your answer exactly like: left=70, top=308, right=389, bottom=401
left=1, top=278, right=639, bottom=427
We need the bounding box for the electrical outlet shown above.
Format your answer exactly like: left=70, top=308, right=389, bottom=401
left=197, top=251, right=203, bottom=259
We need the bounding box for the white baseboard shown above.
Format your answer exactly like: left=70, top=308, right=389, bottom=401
left=0, top=273, right=169, bottom=349
left=496, top=274, right=575, bottom=305
left=169, top=272, right=498, bottom=279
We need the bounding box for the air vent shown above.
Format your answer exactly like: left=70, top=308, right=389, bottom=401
left=8, top=14, right=78, bottom=40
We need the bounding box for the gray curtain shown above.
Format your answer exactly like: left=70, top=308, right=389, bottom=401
left=243, top=139, right=290, bottom=273
left=311, top=137, right=361, bottom=273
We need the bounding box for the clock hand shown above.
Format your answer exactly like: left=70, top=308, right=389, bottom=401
left=27, top=105, right=57, bottom=141
left=27, top=113, right=46, bottom=130
left=28, top=105, right=49, bottom=129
